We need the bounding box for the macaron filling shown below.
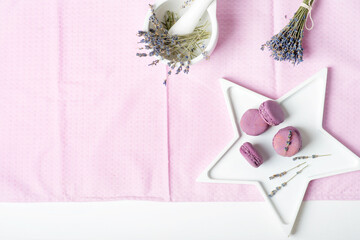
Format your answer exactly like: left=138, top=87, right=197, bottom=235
left=259, top=100, right=285, bottom=126
left=258, top=105, right=273, bottom=125
left=240, top=143, right=263, bottom=167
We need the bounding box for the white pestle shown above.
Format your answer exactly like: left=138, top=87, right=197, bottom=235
left=168, top=0, right=215, bottom=36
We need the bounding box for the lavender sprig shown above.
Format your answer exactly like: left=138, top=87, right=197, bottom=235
left=137, top=4, right=210, bottom=85
left=182, top=0, right=195, bottom=9
left=261, top=0, right=314, bottom=65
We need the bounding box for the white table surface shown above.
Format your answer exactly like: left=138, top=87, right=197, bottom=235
left=0, top=200, right=359, bottom=240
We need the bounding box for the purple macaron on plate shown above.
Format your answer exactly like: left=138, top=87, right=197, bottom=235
left=240, top=142, right=263, bottom=168
left=259, top=100, right=285, bottom=126
left=240, top=109, right=269, bottom=136
left=273, top=126, right=302, bottom=157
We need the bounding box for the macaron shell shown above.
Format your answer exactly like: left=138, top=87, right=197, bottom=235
left=259, top=100, right=285, bottom=126
left=240, top=109, right=269, bottom=136
left=272, top=126, right=302, bottom=157
left=240, top=142, right=264, bottom=168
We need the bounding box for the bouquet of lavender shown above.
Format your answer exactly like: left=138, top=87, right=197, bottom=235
left=261, top=0, right=315, bottom=65
left=137, top=5, right=211, bottom=85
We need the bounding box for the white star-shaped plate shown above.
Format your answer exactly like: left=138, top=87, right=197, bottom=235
left=197, top=68, right=360, bottom=235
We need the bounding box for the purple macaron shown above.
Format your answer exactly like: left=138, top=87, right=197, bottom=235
left=240, top=109, right=269, bottom=136
left=240, top=142, right=264, bottom=168
left=273, top=126, right=302, bottom=157
left=259, top=100, right=285, bottom=126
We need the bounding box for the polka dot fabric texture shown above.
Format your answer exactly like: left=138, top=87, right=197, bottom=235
left=0, top=0, right=359, bottom=202
left=0, top=1, right=169, bottom=201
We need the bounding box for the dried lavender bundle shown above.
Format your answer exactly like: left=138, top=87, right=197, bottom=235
left=261, top=0, right=315, bottom=65
left=137, top=4, right=211, bottom=85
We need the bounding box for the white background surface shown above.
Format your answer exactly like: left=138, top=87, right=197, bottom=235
left=1, top=200, right=359, bottom=240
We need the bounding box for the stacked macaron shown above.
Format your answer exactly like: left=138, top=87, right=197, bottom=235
left=259, top=100, right=285, bottom=126
left=239, top=100, right=302, bottom=168
left=240, top=100, right=285, bottom=136
left=240, top=109, right=269, bottom=136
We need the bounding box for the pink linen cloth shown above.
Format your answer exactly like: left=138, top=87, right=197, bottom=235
left=0, top=0, right=169, bottom=201
left=0, top=0, right=359, bottom=202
